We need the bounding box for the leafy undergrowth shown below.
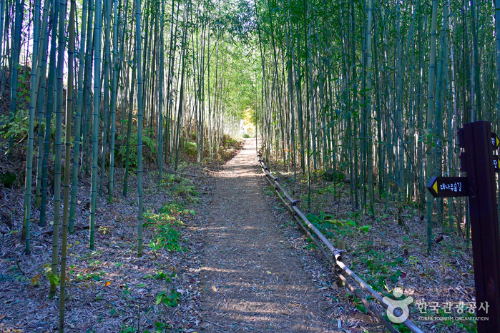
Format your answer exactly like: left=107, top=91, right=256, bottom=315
left=265, top=160, right=477, bottom=333
left=0, top=141, right=241, bottom=332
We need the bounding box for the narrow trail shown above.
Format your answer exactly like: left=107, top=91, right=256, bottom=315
left=198, top=139, right=337, bottom=332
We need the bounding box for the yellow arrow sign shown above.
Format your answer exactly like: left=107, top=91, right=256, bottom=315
left=492, top=133, right=500, bottom=149
left=427, top=176, right=469, bottom=198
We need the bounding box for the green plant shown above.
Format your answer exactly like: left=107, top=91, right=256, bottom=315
left=0, top=172, right=17, bottom=188
left=307, top=212, right=335, bottom=233
left=350, top=250, right=405, bottom=293
left=391, top=320, right=413, bottom=333
left=117, top=127, right=156, bottom=170
left=263, top=186, right=275, bottom=196
left=143, top=270, right=173, bottom=281
left=358, top=225, right=371, bottom=233
left=221, top=134, right=241, bottom=150
left=76, top=271, right=105, bottom=281
left=408, top=256, right=420, bottom=266
left=160, top=202, right=183, bottom=214
left=184, top=141, right=197, bottom=156
left=43, top=263, right=59, bottom=288
left=0, top=108, right=32, bottom=142
left=453, top=313, right=478, bottom=333
left=322, top=169, right=345, bottom=182
left=144, top=210, right=175, bottom=226
left=89, top=259, right=101, bottom=267
left=149, top=225, right=182, bottom=252
left=121, top=284, right=131, bottom=299
left=174, top=183, right=198, bottom=197
left=165, top=174, right=177, bottom=183
left=156, top=289, right=181, bottom=307
left=143, top=322, right=172, bottom=333
left=321, top=215, right=359, bottom=237
left=346, top=293, right=368, bottom=314
left=119, top=325, right=135, bottom=333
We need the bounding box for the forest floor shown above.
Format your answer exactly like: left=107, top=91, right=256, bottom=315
left=0, top=137, right=478, bottom=333
left=0, top=136, right=239, bottom=332
left=264, top=154, right=478, bottom=333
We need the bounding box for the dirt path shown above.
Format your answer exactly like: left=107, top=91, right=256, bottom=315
left=198, top=139, right=337, bottom=332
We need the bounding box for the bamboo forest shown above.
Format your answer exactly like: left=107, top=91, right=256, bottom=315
left=1, top=0, right=500, bottom=331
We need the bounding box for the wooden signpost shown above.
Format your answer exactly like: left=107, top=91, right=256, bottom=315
left=427, top=121, right=500, bottom=332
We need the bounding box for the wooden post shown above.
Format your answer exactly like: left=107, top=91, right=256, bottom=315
left=462, top=121, right=500, bottom=332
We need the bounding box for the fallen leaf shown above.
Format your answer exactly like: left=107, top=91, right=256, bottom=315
left=105, top=281, right=111, bottom=287
left=212, top=285, right=217, bottom=292
left=266, top=271, right=272, bottom=275
left=31, top=273, right=41, bottom=286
